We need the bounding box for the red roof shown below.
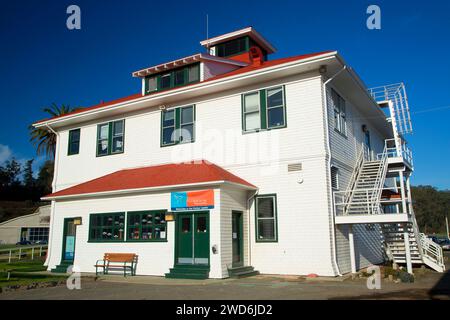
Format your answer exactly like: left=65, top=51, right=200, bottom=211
left=34, top=51, right=333, bottom=125
left=44, top=161, right=256, bottom=199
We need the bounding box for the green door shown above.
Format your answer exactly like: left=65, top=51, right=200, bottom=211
left=61, top=218, right=77, bottom=263
left=176, top=212, right=209, bottom=265
left=232, top=211, right=243, bottom=267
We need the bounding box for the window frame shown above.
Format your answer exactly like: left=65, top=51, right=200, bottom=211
left=88, top=212, right=126, bottom=243
left=215, top=36, right=250, bottom=58
left=242, top=86, right=287, bottom=133
left=160, top=105, right=196, bottom=147
left=126, top=210, right=168, bottom=242
left=144, top=63, right=200, bottom=95
left=67, top=128, right=81, bottom=156
left=331, top=166, right=340, bottom=190
left=331, top=89, right=347, bottom=137
left=255, top=194, right=278, bottom=243
left=242, top=91, right=261, bottom=132
left=96, top=119, right=125, bottom=157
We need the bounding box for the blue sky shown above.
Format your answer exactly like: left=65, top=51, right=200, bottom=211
left=0, top=0, right=449, bottom=188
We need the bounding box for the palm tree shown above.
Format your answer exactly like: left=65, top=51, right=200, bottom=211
left=29, top=103, right=77, bottom=158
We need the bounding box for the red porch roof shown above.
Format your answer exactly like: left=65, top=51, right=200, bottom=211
left=43, top=161, right=256, bottom=199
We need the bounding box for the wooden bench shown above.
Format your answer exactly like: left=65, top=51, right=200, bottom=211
left=95, top=253, right=138, bottom=276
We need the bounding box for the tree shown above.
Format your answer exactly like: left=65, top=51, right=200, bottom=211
left=29, top=103, right=77, bottom=158
left=36, top=160, right=54, bottom=195
left=0, top=158, right=21, bottom=187
left=23, top=159, right=35, bottom=188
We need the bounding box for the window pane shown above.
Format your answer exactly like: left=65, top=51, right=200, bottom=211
left=160, top=74, right=171, bottom=89
left=182, top=217, right=191, bottom=233
left=69, top=141, right=79, bottom=155
left=257, top=197, right=274, bottom=218
left=113, top=120, right=124, bottom=135
left=70, top=129, right=80, bottom=142
left=163, top=127, right=175, bottom=145
left=99, top=124, right=109, bottom=139
left=197, top=216, right=207, bottom=233
left=147, top=77, right=157, bottom=92
left=258, top=220, right=275, bottom=240
left=112, top=136, right=123, bottom=153
left=174, top=69, right=185, bottom=86
left=267, top=88, right=283, bottom=107
left=244, top=93, right=259, bottom=112
left=163, top=110, right=175, bottom=127
left=268, top=107, right=285, bottom=128
left=245, top=112, right=260, bottom=131
left=97, top=140, right=108, bottom=155
left=181, top=106, right=193, bottom=124
left=188, top=64, right=199, bottom=82
left=180, top=124, right=194, bottom=142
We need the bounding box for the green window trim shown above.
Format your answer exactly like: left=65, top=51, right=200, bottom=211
left=88, top=212, right=126, bottom=242
left=242, top=86, right=286, bottom=133
left=215, top=36, right=250, bottom=58
left=127, top=210, right=168, bottom=242
left=255, top=194, right=278, bottom=242
left=67, top=128, right=81, bottom=155
left=144, top=63, right=200, bottom=95
left=96, top=119, right=125, bottom=157
left=161, top=105, right=195, bottom=147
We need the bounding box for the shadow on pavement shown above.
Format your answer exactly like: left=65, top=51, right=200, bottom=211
left=428, top=268, right=450, bottom=299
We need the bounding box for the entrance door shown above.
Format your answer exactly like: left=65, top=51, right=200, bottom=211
left=232, top=211, right=243, bottom=267
left=364, top=130, right=372, bottom=160
left=61, top=218, right=77, bottom=263
left=176, top=212, right=209, bottom=265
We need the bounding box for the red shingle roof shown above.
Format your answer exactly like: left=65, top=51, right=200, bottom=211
left=34, top=51, right=333, bottom=125
left=43, top=161, right=256, bottom=199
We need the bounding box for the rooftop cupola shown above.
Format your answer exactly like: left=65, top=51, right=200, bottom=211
left=200, top=27, right=276, bottom=64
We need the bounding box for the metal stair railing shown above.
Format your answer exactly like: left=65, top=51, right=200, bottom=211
left=371, top=144, right=389, bottom=215
left=342, top=147, right=365, bottom=215
left=418, top=233, right=445, bottom=271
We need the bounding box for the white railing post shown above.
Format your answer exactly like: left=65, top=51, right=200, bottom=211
left=8, top=249, right=12, bottom=263
left=19, top=248, right=21, bottom=260
left=31, top=247, right=35, bottom=260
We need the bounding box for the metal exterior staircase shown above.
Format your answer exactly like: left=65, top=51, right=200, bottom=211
left=340, top=146, right=445, bottom=273
left=343, top=148, right=388, bottom=216
left=381, top=223, right=445, bottom=273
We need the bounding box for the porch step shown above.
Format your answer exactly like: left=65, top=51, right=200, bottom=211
left=165, top=265, right=209, bottom=280
left=51, top=262, right=71, bottom=273
left=228, top=266, right=259, bottom=278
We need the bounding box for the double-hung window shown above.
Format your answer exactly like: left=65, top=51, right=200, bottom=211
left=68, top=129, right=80, bottom=155
left=332, top=89, right=347, bottom=136
left=144, top=64, right=200, bottom=94
left=161, top=105, right=195, bottom=146
left=96, top=120, right=125, bottom=156
left=89, top=212, right=125, bottom=242
left=331, top=166, right=339, bottom=190
left=242, top=86, right=286, bottom=132
left=127, top=211, right=167, bottom=241
left=255, top=194, right=278, bottom=242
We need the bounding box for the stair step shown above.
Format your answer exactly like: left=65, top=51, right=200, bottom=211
left=227, top=266, right=259, bottom=278
left=165, top=272, right=209, bottom=280
left=165, top=265, right=210, bottom=280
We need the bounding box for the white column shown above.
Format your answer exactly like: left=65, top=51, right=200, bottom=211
left=349, top=225, right=357, bottom=273
left=405, top=174, right=413, bottom=215
left=403, top=223, right=413, bottom=274
left=399, top=171, right=407, bottom=214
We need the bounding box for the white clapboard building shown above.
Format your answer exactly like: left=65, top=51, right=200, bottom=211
left=32, top=27, right=444, bottom=279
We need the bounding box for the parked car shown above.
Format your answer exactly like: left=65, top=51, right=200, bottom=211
left=440, top=239, right=450, bottom=251
left=15, top=240, right=32, bottom=245
left=34, top=240, right=48, bottom=245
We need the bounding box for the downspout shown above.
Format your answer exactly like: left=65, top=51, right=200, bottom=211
left=322, top=65, right=347, bottom=276
left=246, top=190, right=259, bottom=267
left=43, top=123, right=59, bottom=268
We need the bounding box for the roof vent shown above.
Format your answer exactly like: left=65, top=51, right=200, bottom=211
left=249, top=46, right=264, bottom=65
left=287, top=163, right=302, bottom=172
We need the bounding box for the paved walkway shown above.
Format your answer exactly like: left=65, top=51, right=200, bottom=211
left=1, top=266, right=449, bottom=300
